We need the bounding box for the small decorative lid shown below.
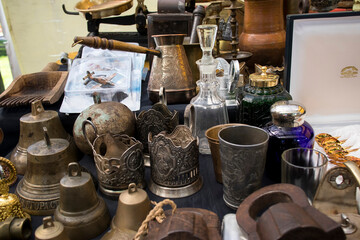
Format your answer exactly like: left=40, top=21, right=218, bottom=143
left=249, top=66, right=279, bottom=87
left=270, top=101, right=306, bottom=127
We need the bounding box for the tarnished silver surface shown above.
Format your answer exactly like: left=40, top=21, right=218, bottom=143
left=271, top=100, right=306, bottom=127
left=83, top=120, right=145, bottom=198
left=148, top=125, right=201, bottom=197
left=218, top=125, right=268, bottom=209
left=136, top=102, right=179, bottom=156
left=148, top=177, right=203, bottom=199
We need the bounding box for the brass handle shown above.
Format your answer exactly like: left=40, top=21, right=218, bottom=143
left=43, top=216, right=55, bottom=229
left=128, top=183, right=138, bottom=194
left=31, top=100, right=45, bottom=116
left=73, top=36, right=162, bottom=58
left=82, top=119, right=99, bottom=150
left=68, top=162, right=82, bottom=177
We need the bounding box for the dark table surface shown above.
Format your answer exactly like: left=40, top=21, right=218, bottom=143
left=1, top=77, right=242, bottom=240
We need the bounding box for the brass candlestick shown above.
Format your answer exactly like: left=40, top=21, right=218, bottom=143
left=221, top=0, right=252, bottom=62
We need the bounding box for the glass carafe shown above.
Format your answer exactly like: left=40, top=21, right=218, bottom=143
left=186, top=79, right=229, bottom=154
left=185, top=24, right=229, bottom=154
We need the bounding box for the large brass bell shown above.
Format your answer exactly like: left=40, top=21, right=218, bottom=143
left=10, top=100, right=78, bottom=175
left=102, top=183, right=151, bottom=240
left=35, top=216, right=69, bottom=240
left=54, top=162, right=110, bottom=240
left=16, top=127, right=75, bottom=215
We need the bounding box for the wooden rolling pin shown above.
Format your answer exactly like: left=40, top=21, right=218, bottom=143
left=73, top=36, right=162, bottom=57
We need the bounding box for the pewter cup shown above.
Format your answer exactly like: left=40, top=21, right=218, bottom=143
left=218, top=125, right=269, bottom=209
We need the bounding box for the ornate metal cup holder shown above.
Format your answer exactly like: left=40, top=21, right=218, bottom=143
left=136, top=97, right=179, bottom=167
left=148, top=125, right=202, bottom=198
left=83, top=120, right=145, bottom=198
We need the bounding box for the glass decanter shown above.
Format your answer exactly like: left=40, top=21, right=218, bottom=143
left=185, top=24, right=229, bottom=154
left=262, top=100, right=315, bottom=182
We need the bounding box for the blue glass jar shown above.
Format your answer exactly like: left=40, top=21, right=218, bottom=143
left=262, top=100, right=314, bottom=182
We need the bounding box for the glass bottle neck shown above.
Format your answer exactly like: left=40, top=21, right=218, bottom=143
left=197, top=59, right=218, bottom=83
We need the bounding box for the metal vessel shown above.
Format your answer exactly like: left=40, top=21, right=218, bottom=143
left=10, top=100, right=78, bottom=175
left=16, top=128, right=75, bottom=215
left=54, top=162, right=110, bottom=240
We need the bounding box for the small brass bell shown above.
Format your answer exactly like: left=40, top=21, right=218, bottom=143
left=102, top=183, right=151, bottom=240
left=16, top=127, right=75, bottom=215
left=35, top=216, right=69, bottom=240
left=54, top=162, right=110, bottom=240
left=10, top=100, right=78, bottom=174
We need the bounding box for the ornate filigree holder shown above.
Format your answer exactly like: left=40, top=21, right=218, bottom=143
left=148, top=125, right=202, bottom=198
left=136, top=95, right=179, bottom=167
left=83, top=120, right=145, bottom=198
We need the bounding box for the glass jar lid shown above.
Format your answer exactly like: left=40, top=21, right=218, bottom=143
left=249, top=66, right=279, bottom=87
left=271, top=100, right=306, bottom=127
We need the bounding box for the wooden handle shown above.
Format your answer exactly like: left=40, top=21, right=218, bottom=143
left=73, top=36, right=161, bottom=57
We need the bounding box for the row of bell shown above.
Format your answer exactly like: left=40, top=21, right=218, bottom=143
left=32, top=172, right=151, bottom=240
left=17, top=157, right=150, bottom=240
left=10, top=100, right=79, bottom=175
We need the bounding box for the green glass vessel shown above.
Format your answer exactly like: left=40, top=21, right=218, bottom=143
left=236, top=67, right=292, bottom=127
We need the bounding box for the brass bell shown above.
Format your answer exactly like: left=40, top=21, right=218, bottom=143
left=54, top=162, right=111, bottom=240
left=10, top=100, right=78, bottom=175
left=35, top=216, right=69, bottom=240
left=102, top=183, right=151, bottom=240
left=16, top=127, right=75, bottom=215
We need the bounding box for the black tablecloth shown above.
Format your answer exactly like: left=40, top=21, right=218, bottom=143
left=1, top=77, right=242, bottom=239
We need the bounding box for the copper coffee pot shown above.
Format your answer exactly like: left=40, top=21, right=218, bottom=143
left=73, top=35, right=195, bottom=104
left=54, top=162, right=110, bottom=240
left=10, top=100, right=78, bottom=175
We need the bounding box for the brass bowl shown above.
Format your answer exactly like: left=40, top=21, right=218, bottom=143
left=75, top=0, right=133, bottom=19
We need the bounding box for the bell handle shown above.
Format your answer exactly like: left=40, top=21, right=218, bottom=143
left=31, top=100, right=45, bottom=116
left=68, top=162, right=82, bottom=177
left=184, top=104, right=195, bottom=134
left=128, top=183, right=138, bottom=194
left=82, top=120, right=99, bottom=149
left=73, top=36, right=162, bottom=58
left=43, top=127, right=51, bottom=146
left=43, top=216, right=55, bottom=229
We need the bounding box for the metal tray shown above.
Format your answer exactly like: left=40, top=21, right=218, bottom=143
left=75, top=0, right=133, bottom=19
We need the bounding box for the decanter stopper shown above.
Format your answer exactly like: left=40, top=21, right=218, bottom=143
left=197, top=24, right=217, bottom=65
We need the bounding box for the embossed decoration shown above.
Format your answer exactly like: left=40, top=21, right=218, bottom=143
left=148, top=125, right=199, bottom=188
left=0, top=157, right=17, bottom=186
left=0, top=183, right=30, bottom=221
left=136, top=102, right=179, bottom=154
left=220, top=142, right=267, bottom=207
left=92, top=133, right=145, bottom=194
